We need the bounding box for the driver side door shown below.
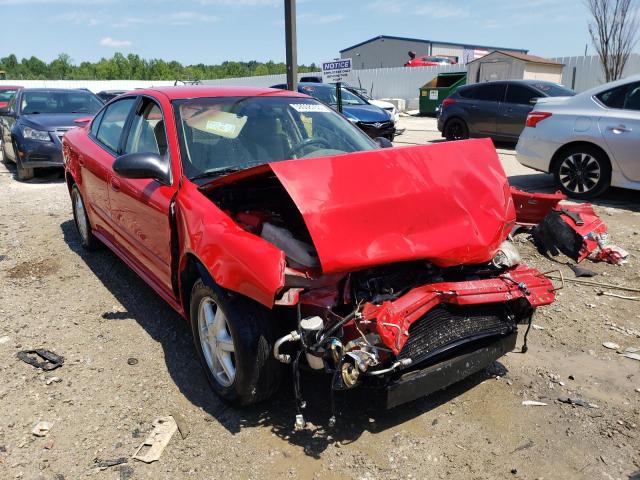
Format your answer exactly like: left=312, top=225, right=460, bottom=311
left=108, top=96, right=176, bottom=295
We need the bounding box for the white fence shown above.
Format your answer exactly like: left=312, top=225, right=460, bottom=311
left=3, top=54, right=640, bottom=110
left=554, top=54, right=640, bottom=92
left=0, top=79, right=175, bottom=93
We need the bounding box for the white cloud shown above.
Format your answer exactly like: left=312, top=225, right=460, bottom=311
left=100, top=37, right=132, bottom=48
left=51, top=11, right=101, bottom=26
left=114, top=11, right=219, bottom=27
left=198, top=0, right=277, bottom=5
left=298, top=13, right=345, bottom=24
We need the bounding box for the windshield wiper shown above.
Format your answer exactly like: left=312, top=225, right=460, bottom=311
left=190, top=162, right=265, bottom=181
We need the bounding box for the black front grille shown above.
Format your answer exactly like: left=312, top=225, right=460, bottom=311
left=398, top=304, right=516, bottom=367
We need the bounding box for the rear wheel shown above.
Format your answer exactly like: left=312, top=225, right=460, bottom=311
left=444, top=118, right=469, bottom=140
left=553, top=146, right=611, bottom=199
left=190, top=279, right=281, bottom=405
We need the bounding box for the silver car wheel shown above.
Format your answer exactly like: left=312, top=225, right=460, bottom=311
left=558, top=153, right=601, bottom=194
left=198, top=297, right=236, bottom=387
left=73, top=191, right=90, bottom=244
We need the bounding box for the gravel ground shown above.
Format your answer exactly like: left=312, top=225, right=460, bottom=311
left=0, top=116, right=638, bottom=480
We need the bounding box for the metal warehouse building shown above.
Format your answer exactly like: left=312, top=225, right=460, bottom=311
left=340, top=35, right=528, bottom=69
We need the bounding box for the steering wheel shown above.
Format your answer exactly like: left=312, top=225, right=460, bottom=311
left=288, top=137, right=331, bottom=158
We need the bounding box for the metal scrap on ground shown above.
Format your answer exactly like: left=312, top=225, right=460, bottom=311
left=132, top=417, right=177, bottom=463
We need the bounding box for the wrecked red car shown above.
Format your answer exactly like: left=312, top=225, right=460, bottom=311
left=62, top=86, right=555, bottom=424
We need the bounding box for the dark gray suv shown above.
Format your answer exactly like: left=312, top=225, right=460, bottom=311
left=437, top=80, right=575, bottom=143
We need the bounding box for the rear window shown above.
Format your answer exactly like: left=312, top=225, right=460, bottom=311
left=20, top=90, right=103, bottom=115
left=596, top=81, right=640, bottom=109
left=531, top=83, right=575, bottom=97
left=457, top=86, right=476, bottom=99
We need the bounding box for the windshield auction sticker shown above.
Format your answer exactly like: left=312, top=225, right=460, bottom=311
left=290, top=104, right=331, bottom=113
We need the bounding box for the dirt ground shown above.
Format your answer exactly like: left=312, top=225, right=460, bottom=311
left=0, top=116, right=639, bottom=480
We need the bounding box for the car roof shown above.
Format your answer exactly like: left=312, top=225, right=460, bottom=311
left=19, top=88, right=97, bottom=93
left=464, top=80, right=564, bottom=87
left=0, top=85, right=23, bottom=90
left=138, top=85, right=308, bottom=100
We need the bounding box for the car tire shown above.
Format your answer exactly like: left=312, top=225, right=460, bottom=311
left=190, top=279, right=282, bottom=406
left=71, top=184, right=99, bottom=250
left=444, top=118, right=469, bottom=141
left=553, top=145, right=611, bottom=199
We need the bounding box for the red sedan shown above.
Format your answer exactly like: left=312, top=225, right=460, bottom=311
left=62, top=86, right=554, bottom=421
left=0, top=85, right=22, bottom=110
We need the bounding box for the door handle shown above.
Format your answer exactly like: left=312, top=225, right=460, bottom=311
left=109, top=177, right=121, bottom=192
left=608, top=125, right=632, bottom=134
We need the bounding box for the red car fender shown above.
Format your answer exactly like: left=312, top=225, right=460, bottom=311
left=175, top=181, right=286, bottom=308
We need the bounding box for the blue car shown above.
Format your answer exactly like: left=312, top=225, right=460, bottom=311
left=271, top=82, right=397, bottom=141
left=0, top=88, right=103, bottom=180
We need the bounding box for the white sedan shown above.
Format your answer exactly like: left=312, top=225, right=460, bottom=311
left=516, top=74, right=640, bottom=198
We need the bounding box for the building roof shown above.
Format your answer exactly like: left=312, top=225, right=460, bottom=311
left=339, top=35, right=528, bottom=54
left=467, top=50, right=562, bottom=65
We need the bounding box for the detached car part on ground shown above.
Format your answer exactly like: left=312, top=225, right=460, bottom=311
left=63, top=86, right=555, bottom=427
left=516, top=74, right=640, bottom=198
left=0, top=88, right=102, bottom=180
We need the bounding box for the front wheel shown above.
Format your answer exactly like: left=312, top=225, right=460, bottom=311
left=553, top=146, right=611, bottom=199
left=71, top=184, right=99, bottom=250
left=444, top=118, right=469, bottom=141
left=190, top=279, right=281, bottom=406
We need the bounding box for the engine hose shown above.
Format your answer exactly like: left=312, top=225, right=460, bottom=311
left=292, top=351, right=305, bottom=413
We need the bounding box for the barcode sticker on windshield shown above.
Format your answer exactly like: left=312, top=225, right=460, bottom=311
left=206, top=120, right=237, bottom=135
left=290, top=104, right=331, bottom=113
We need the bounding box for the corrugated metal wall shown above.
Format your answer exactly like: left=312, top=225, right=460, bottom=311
left=555, top=54, right=640, bottom=92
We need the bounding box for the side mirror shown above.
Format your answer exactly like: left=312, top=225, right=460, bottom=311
left=374, top=137, right=393, bottom=148
left=113, top=152, right=170, bottom=185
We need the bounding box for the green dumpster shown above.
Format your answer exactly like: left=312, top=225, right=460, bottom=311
left=419, top=72, right=467, bottom=116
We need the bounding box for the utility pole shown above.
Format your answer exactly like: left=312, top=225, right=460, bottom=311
left=284, top=0, right=297, bottom=91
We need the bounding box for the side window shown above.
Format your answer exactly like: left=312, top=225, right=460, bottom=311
left=505, top=85, right=538, bottom=105
left=596, top=82, right=640, bottom=109
left=458, top=86, right=476, bottom=99
left=474, top=84, right=506, bottom=102
left=124, top=99, right=168, bottom=156
left=623, top=85, right=640, bottom=111
left=95, top=98, right=136, bottom=152
left=89, top=109, right=105, bottom=138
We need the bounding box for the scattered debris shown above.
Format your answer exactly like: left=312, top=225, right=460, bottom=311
left=17, top=349, right=64, bottom=371
left=602, top=342, right=621, bottom=350
left=532, top=324, right=545, bottom=331
left=32, top=421, right=53, bottom=437
left=522, top=400, right=547, bottom=406
left=569, top=264, right=598, bottom=278
left=597, top=291, right=640, bottom=301
left=544, top=275, right=640, bottom=294
left=127, top=357, right=138, bottom=366
left=557, top=397, right=598, bottom=408
left=621, top=352, right=640, bottom=362
left=94, top=457, right=127, bottom=470
left=0, top=336, right=10, bottom=345
left=511, top=440, right=534, bottom=453
left=45, top=376, right=62, bottom=385
left=171, top=411, right=190, bottom=440
left=589, top=245, right=629, bottom=265
left=117, top=465, right=134, bottom=480
left=132, top=417, right=177, bottom=463
left=43, top=439, right=54, bottom=450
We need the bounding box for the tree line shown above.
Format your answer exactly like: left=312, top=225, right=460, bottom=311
left=0, top=53, right=318, bottom=80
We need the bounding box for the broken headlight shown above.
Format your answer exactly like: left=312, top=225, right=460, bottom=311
left=491, top=241, right=521, bottom=269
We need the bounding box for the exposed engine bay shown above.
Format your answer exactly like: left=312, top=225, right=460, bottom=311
left=203, top=168, right=556, bottom=428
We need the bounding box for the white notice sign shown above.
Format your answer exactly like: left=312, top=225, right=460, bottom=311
left=321, top=58, right=352, bottom=83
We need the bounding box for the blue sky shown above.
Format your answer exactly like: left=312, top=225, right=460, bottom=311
left=0, top=0, right=601, bottom=65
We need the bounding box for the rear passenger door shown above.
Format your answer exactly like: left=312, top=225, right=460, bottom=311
left=497, top=84, right=538, bottom=140
left=467, top=83, right=505, bottom=137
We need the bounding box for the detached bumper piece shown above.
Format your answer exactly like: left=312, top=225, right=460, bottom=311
left=385, top=333, right=517, bottom=409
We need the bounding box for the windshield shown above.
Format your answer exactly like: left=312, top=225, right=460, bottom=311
left=0, top=89, right=18, bottom=102
left=20, top=90, right=103, bottom=114
left=299, top=85, right=367, bottom=106
left=532, top=83, right=575, bottom=97
left=174, top=95, right=377, bottom=180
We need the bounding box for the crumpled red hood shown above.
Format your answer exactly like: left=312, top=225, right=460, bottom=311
left=207, top=138, right=515, bottom=273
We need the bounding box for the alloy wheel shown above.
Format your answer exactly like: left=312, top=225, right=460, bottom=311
left=74, top=191, right=90, bottom=244
left=558, top=153, right=601, bottom=194
left=198, top=297, right=236, bottom=387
